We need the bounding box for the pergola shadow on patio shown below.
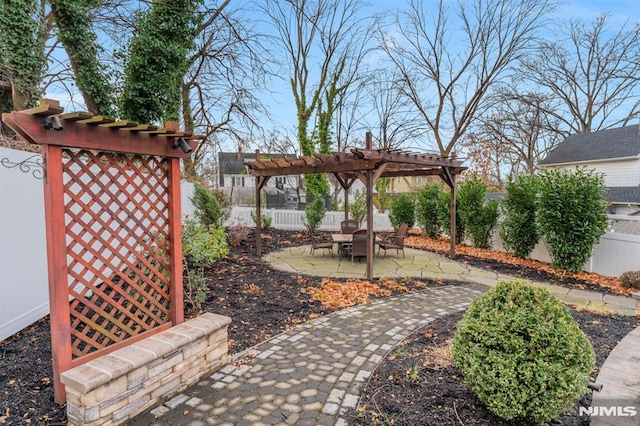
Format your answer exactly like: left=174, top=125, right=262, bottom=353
left=245, top=132, right=466, bottom=279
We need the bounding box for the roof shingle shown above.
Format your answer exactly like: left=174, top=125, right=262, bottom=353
left=539, top=125, right=640, bottom=165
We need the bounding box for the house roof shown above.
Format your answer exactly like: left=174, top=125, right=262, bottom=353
left=606, top=187, right=640, bottom=205
left=218, top=152, right=296, bottom=185
left=218, top=152, right=297, bottom=174
left=539, top=125, right=640, bottom=165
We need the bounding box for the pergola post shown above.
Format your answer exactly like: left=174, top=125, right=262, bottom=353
left=365, top=132, right=374, bottom=279
left=450, top=174, right=457, bottom=257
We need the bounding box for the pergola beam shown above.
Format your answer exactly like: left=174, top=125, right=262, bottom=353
left=245, top=136, right=466, bottom=279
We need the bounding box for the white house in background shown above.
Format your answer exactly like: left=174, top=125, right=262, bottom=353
left=218, top=151, right=301, bottom=207
left=539, top=124, right=640, bottom=215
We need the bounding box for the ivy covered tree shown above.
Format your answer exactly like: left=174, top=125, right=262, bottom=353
left=0, top=0, right=46, bottom=111
left=120, top=0, right=204, bottom=123
left=49, top=0, right=115, bottom=115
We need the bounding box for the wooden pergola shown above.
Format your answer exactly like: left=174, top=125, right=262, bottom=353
left=245, top=132, right=466, bottom=279
left=2, top=99, right=199, bottom=403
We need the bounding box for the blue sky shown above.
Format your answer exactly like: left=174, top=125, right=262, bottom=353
left=45, top=0, right=640, bottom=150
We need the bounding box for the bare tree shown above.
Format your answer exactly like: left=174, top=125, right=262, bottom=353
left=363, top=69, right=423, bottom=151
left=380, top=0, right=555, bottom=157
left=181, top=1, right=270, bottom=179
left=520, top=13, right=640, bottom=133
left=462, top=90, right=563, bottom=186
left=263, top=0, right=372, bottom=195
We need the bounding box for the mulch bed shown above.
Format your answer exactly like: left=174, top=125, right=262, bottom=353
left=0, top=229, right=637, bottom=425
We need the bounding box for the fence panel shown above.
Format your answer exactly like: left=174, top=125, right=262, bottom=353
left=0, top=147, right=49, bottom=341
left=226, top=207, right=393, bottom=231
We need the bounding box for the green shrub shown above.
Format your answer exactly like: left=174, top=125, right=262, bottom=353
left=437, top=190, right=464, bottom=244
left=500, top=174, right=541, bottom=258
left=537, top=168, right=608, bottom=272
left=415, top=181, right=443, bottom=238
left=457, top=175, right=499, bottom=249
left=350, top=190, right=367, bottom=227
left=374, top=178, right=391, bottom=212
left=304, top=197, right=325, bottom=233
left=182, top=220, right=229, bottom=311
left=250, top=210, right=272, bottom=229
left=389, top=192, right=415, bottom=230
left=620, top=270, right=640, bottom=290
left=452, top=280, right=595, bottom=424
left=191, top=182, right=227, bottom=227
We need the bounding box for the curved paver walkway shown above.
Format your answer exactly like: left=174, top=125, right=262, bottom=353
left=591, top=326, right=640, bottom=426
left=127, top=245, right=640, bottom=425
left=129, top=284, right=485, bottom=425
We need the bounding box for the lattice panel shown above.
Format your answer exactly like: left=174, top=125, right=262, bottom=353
left=61, top=149, right=172, bottom=357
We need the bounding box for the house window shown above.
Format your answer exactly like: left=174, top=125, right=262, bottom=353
left=416, top=176, right=423, bottom=183
left=275, top=176, right=286, bottom=189
left=232, top=176, right=245, bottom=187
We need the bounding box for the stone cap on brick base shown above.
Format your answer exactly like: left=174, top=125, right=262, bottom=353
left=61, top=313, right=231, bottom=393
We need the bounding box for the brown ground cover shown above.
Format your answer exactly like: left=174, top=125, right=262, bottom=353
left=0, top=229, right=637, bottom=425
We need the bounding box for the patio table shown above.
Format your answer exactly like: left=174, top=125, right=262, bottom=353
left=331, top=233, right=382, bottom=256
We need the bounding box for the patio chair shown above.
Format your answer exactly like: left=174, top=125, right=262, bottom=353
left=310, top=232, right=333, bottom=257
left=377, top=223, right=408, bottom=258
left=347, top=229, right=368, bottom=262
left=341, top=219, right=359, bottom=234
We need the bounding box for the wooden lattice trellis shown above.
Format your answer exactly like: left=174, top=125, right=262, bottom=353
left=2, top=100, right=198, bottom=403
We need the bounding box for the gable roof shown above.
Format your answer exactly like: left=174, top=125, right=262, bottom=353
left=606, top=187, right=640, bottom=205
left=539, top=125, right=640, bottom=165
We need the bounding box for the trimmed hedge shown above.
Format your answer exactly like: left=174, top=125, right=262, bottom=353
left=452, top=280, right=595, bottom=424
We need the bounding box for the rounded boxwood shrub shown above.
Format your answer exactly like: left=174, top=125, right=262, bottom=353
left=452, top=280, right=595, bottom=424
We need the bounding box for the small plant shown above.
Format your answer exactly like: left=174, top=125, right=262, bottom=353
left=415, top=181, right=443, bottom=238
left=452, top=280, right=595, bottom=424
left=407, top=364, right=421, bottom=382
left=191, top=182, right=227, bottom=227
left=620, top=270, right=640, bottom=290
left=457, top=175, right=499, bottom=249
left=304, top=197, right=325, bottom=233
left=374, top=178, right=391, bottom=212
left=182, top=219, right=229, bottom=312
left=500, top=174, right=540, bottom=258
left=250, top=209, right=272, bottom=229
left=389, top=192, right=415, bottom=230
left=350, top=190, right=367, bottom=227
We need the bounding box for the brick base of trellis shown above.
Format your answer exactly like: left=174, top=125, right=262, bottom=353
left=60, top=313, right=231, bottom=425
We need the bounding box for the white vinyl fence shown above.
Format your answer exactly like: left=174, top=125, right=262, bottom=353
left=0, top=147, right=49, bottom=342
left=0, top=147, right=200, bottom=342
left=225, top=206, right=393, bottom=231
left=1, top=145, right=639, bottom=342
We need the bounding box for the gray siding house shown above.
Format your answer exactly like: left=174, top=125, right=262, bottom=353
left=539, top=124, right=640, bottom=215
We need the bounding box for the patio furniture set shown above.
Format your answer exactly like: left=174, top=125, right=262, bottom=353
left=310, top=221, right=408, bottom=261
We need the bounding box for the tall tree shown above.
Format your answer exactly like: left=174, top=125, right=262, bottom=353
left=0, top=0, right=46, bottom=111
left=264, top=0, right=370, bottom=196
left=520, top=13, right=640, bottom=133
left=380, top=0, right=554, bottom=157
left=364, top=70, right=422, bottom=151
left=181, top=0, right=269, bottom=179
left=120, top=0, right=205, bottom=123
left=49, top=0, right=115, bottom=115
left=462, top=90, right=563, bottom=186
